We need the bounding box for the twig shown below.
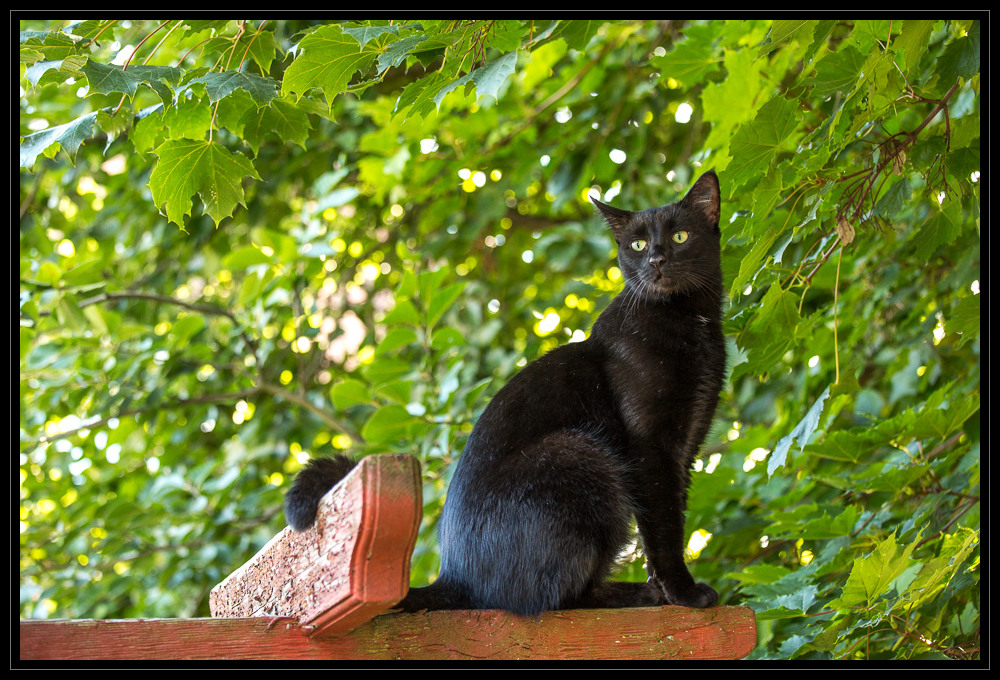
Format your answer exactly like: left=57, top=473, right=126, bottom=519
left=35, top=388, right=262, bottom=445
left=258, top=383, right=365, bottom=444
left=836, top=80, right=963, bottom=226
left=77, top=290, right=258, bottom=354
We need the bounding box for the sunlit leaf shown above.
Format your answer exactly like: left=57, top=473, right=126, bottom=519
left=148, top=138, right=260, bottom=226
left=19, top=111, right=98, bottom=168
left=281, top=23, right=380, bottom=108
left=829, top=532, right=918, bottom=608
left=769, top=385, right=830, bottom=477
left=724, top=95, right=800, bottom=193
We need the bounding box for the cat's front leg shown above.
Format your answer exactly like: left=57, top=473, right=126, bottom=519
left=633, top=457, right=718, bottom=609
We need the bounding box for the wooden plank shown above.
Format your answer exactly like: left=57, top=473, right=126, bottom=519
left=208, top=454, right=421, bottom=637
left=19, top=606, right=757, bottom=660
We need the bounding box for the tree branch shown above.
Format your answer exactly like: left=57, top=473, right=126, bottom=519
left=257, top=382, right=365, bottom=444
left=78, top=290, right=259, bottom=354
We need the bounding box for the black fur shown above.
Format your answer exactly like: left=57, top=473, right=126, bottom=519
left=284, top=454, right=357, bottom=531
left=285, top=171, right=727, bottom=615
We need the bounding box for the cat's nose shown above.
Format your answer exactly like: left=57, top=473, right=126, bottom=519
left=649, top=252, right=666, bottom=271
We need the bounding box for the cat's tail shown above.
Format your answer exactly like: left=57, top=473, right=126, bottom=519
left=284, top=454, right=357, bottom=531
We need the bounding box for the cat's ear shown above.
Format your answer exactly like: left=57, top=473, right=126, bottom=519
left=680, top=171, right=721, bottom=228
left=592, top=196, right=633, bottom=232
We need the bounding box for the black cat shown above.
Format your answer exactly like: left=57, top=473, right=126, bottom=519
left=285, top=171, right=726, bottom=615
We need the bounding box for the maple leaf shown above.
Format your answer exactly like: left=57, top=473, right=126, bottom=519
left=148, top=138, right=260, bottom=227
left=281, top=24, right=379, bottom=109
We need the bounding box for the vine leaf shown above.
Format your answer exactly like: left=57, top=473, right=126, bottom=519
left=341, top=24, right=399, bottom=48
left=757, top=20, right=816, bottom=58
left=378, top=34, right=428, bottom=72
left=650, top=23, right=723, bottom=86
left=148, top=138, right=260, bottom=226
left=240, top=99, right=313, bottom=152
left=805, top=45, right=867, bottom=100
left=548, top=20, right=601, bottom=51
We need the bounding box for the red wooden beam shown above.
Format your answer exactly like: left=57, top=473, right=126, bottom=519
left=20, top=606, right=757, bottom=661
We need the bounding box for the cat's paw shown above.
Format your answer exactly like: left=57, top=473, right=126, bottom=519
left=653, top=579, right=718, bottom=608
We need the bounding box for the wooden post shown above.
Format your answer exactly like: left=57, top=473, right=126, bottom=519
left=209, top=454, right=422, bottom=637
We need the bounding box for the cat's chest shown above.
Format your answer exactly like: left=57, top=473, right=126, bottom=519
left=609, top=323, right=717, bottom=386
left=602, top=316, right=723, bottom=438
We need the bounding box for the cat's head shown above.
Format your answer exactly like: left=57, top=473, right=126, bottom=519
left=593, top=171, right=721, bottom=301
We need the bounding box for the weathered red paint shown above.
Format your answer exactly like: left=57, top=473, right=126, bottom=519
left=20, top=606, right=757, bottom=661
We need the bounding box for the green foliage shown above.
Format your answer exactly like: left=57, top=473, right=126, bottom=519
left=20, top=18, right=979, bottom=660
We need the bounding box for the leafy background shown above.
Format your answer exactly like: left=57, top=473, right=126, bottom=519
left=19, top=18, right=980, bottom=660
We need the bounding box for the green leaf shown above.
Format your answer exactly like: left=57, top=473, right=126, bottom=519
left=873, top=177, right=912, bottom=218
left=910, top=201, right=964, bottom=251
left=829, top=531, right=918, bottom=609
left=701, top=47, right=767, bottom=152
left=934, top=21, right=980, bottom=92
left=330, top=379, right=373, bottom=409
left=805, top=45, right=867, bottom=99
left=362, top=357, right=415, bottom=387
left=148, top=138, right=260, bottom=226
left=19, top=111, right=98, bottom=169
left=223, top=245, right=273, bottom=270
left=376, top=327, right=418, bottom=356
left=393, top=71, right=449, bottom=119
left=24, top=55, right=87, bottom=87
left=169, top=315, right=205, bottom=346
left=723, top=95, right=800, bottom=193
left=769, top=385, right=830, bottom=477
left=19, top=29, right=84, bottom=64
left=894, top=20, right=936, bottom=78
left=431, top=327, right=465, bottom=352
left=281, top=24, right=380, bottom=109
left=433, top=52, right=518, bottom=110
left=550, top=20, right=601, bottom=51
left=341, top=24, right=399, bottom=48
left=899, top=528, right=977, bottom=608
left=239, top=99, right=312, bottom=151
left=948, top=294, right=980, bottom=347
left=427, top=282, right=467, bottom=329
left=81, top=59, right=182, bottom=103
left=650, top=24, right=722, bottom=86
left=383, top=298, right=421, bottom=326
left=743, top=569, right=821, bottom=619
left=378, top=34, right=428, bottom=72
left=361, top=404, right=419, bottom=444
left=188, top=71, right=279, bottom=107
left=757, top=20, right=816, bottom=58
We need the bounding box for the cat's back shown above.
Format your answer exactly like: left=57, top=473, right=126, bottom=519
left=464, top=335, right=621, bottom=460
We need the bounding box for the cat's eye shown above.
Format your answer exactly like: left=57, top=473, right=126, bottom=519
left=630, top=239, right=647, bottom=251
left=672, top=231, right=689, bottom=244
